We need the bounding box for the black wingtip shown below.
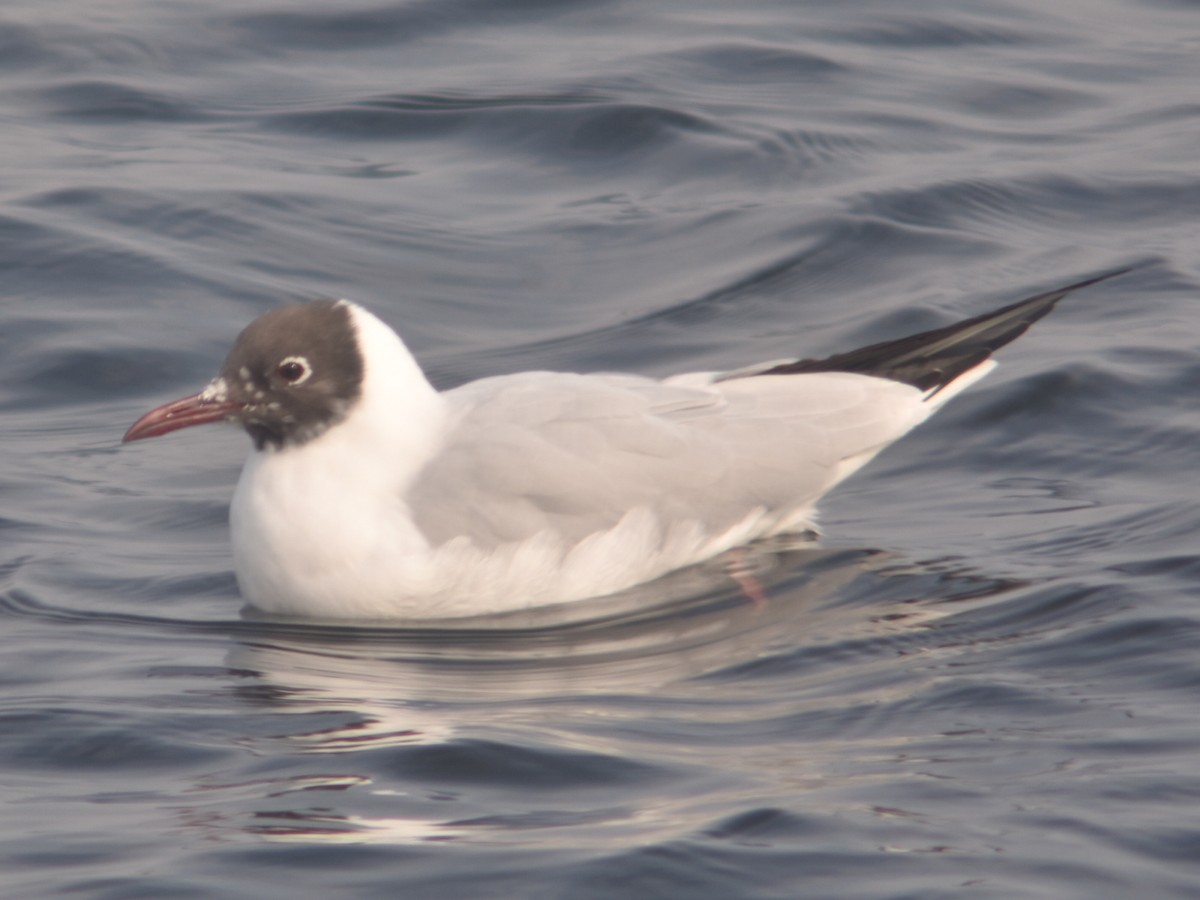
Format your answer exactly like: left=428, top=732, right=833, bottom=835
left=756, top=265, right=1138, bottom=392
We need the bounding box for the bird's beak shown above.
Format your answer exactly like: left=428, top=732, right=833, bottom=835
left=123, top=391, right=239, bottom=442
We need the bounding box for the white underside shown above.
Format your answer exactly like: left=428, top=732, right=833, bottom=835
left=230, top=303, right=996, bottom=620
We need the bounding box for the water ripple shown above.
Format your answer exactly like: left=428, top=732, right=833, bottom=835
left=34, top=79, right=204, bottom=122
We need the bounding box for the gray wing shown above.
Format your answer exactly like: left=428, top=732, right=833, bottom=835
left=406, top=369, right=927, bottom=550
left=406, top=267, right=1135, bottom=552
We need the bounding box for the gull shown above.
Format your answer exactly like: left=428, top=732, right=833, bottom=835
left=124, top=269, right=1129, bottom=619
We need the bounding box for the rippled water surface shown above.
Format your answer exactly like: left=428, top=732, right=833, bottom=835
left=4, top=0, right=1200, bottom=896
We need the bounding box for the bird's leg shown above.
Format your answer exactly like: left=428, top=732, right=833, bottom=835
left=724, top=548, right=768, bottom=609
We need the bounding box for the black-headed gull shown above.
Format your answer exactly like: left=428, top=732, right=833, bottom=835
left=124, top=269, right=1129, bottom=619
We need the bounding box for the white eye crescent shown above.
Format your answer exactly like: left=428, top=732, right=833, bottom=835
left=276, top=356, right=312, bottom=385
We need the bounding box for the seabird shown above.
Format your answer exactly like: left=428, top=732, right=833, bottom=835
left=124, top=268, right=1130, bottom=619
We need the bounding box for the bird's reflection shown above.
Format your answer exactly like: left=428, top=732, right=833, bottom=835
left=227, top=543, right=866, bottom=706
left=195, top=543, right=1027, bottom=845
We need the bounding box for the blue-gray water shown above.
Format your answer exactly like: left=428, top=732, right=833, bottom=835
left=3, top=0, right=1200, bottom=897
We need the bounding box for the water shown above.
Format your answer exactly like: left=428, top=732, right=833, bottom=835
left=3, top=0, right=1200, bottom=896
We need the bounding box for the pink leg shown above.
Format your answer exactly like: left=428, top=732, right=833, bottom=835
left=725, top=548, right=767, bottom=609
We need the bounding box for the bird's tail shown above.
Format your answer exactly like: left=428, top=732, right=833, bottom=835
left=753, top=266, right=1135, bottom=396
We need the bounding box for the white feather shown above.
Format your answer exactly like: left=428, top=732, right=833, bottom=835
left=230, top=302, right=985, bottom=619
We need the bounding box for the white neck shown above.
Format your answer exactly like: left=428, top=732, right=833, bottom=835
left=230, top=301, right=448, bottom=615
left=325, top=301, right=445, bottom=485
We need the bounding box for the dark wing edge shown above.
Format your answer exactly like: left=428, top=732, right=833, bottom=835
left=751, top=266, right=1137, bottom=393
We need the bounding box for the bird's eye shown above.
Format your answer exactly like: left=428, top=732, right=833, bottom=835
left=276, top=356, right=311, bottom=384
